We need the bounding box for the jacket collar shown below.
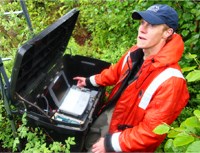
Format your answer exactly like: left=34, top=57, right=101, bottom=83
left=143, top=33, right=184, bottom=71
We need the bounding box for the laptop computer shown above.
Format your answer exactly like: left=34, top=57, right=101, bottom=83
left=48, top=71, right=91, bottom=117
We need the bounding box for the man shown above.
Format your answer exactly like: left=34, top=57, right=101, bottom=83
left=74, top=4, right=189, bottom=152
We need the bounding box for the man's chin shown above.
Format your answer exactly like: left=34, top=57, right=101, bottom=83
left=136, top=43, right=146, bottom=49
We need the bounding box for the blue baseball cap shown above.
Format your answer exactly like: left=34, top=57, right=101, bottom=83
left=132, top=4, right=178, bottom=31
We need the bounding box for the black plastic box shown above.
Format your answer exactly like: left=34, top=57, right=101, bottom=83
left=10, top=8, right=110, bottom=151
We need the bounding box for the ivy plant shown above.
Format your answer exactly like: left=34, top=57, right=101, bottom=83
left=154, top=110, right=200, bottom=152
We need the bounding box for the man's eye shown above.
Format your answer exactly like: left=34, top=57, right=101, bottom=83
left=140, top=20, right=145, bottom=25
left=148, top=24, right=157, bottom=28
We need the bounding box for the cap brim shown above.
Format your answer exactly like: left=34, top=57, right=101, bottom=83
left=132, top=11, right=165, bottom=25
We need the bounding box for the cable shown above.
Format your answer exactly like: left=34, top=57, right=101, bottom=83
left=16, top=99, right=27, bottom=113
left=40, top=94, right=50, bottom=114
left=16, top=93, right=50, bottom=119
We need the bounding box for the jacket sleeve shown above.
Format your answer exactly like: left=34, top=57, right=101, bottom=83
left=89, top=46, right=139, bottom=87
left=105, top=77, right=189, bottom=152
left=88, top=51, right=128, bottom=87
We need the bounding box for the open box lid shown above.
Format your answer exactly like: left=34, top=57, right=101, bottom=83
left=10, top=8, right=79, bottom=101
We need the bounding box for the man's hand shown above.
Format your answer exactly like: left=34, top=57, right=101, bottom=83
left=73, top=76, right=86, bottom=87
left=92, top=137, right=106, bottom=153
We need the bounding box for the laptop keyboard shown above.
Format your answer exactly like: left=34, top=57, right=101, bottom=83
left=59, top=88, right=90, bottom=116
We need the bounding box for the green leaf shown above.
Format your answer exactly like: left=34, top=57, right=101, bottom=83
left=12, top=137, right=20, bottom=152
left=194, top=110, right=200, bottom=120
left=181, top=66, right=197, bottom=72
left=185, top=53, right=197, bottom=60
left=182, top=29, right=189, bottom=37
left=164, top=139, right=174, bottom=152
left=153, top=123, right=170, bottom=135
left=186, top=141, right=200, bottom=153
left=186, top=70, right=200, bottom=82
left=167, top=127, right=184, bottom=138
left=67, top=143, right=70, bottom=150
left=173, top=134, right=194, bottom=147
left=65, top=148, right=70, bottom=153
left=184, top=116, right=200, bottom=128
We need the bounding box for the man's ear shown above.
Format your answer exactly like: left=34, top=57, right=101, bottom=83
left=164, top=28, right=174, bottom=39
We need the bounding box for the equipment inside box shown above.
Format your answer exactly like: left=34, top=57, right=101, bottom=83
left=49, top=70, right=98, bottom=125
left=8, top=8, right=110, bottom=151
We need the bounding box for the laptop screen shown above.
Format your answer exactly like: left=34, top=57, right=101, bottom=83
left=52, top=74, right=68, bottom=102
left=48, top=71, right=70, bottom=107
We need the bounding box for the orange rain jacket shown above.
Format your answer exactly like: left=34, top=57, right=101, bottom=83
left=88, top=34, right=189, bottom=152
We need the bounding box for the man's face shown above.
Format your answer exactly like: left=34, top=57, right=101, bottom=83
left=136, top=19, right=167, bottom=50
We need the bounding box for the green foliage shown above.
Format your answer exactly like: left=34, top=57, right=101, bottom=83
left=182, top=53, right=200, bottom=84
left=154, top=110, right=200, bottom=152
left=15, top=113, right=75, bottom=152
left=0, top=100, right=15, bottom=151
left=153, top=123, right=170, bottom=135
left=176, top=1, right=200, bottom=110
left=186, top=70, right=200, bottom=82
